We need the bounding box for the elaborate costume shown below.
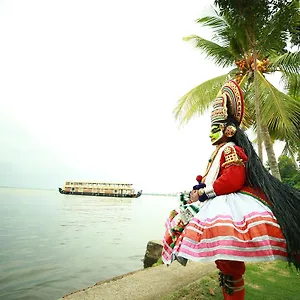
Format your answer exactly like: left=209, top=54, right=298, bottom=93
left=162, top=80, right=300, bottom=299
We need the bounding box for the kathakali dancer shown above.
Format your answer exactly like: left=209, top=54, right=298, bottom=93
left=162, top=80, right=300, bottom=300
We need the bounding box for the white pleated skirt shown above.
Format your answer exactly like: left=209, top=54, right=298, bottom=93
left=162, top=192, right=287, bottom=265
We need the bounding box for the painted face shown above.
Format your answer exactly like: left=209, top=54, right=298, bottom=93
left=209, top=125, right=223, bottom=145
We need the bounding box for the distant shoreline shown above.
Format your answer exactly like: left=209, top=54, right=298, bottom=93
left=0, top=186, right=56, bottom=191
left=0, top=186, right=179, bottom=196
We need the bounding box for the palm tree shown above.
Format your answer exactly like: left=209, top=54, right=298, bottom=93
left=279, top=73, right=300, bottom=168
left=174, top=3, right=300, bottom=179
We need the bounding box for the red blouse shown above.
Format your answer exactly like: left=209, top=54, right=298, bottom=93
left=212, top=145, right=269, bottom=204
left=213, top=145, right=247, bottom=195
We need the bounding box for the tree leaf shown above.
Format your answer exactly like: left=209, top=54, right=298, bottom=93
left=173, top=74, right=229, bottom=125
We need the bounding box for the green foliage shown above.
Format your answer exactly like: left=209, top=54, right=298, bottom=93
left=160, top=272, right=222, bottom=300
left=161, top=261, right=300, bottom=300
left=173, top=74, right=228, bottom=124
left=278, top=154, right=300, bottom=189
left=270, top=52, right=300, bottom=74
left=152, top=257, right=163, bottom=267
left=175, top=1, right=300, bottom=150
left=214, top=0, right=300, bottom=48
left=244, top=261, right=300, bottom=299
left=255, top=71, right=300, bottom=140
left=282, top=73, right=300, bottom=100
left=290, top=24, right=300, bottom=47
left=183, top=34, right=235, bottom=67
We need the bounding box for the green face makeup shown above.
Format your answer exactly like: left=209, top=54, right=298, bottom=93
left=209, top=125, right=223, bottom=145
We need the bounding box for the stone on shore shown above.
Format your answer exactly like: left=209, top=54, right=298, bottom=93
left=143, top=240, right=163, bottom=268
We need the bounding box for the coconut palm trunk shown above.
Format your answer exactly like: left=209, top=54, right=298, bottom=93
left=261, top=124, right=282, bottom=180
left=254, top=55, right=281, bottom=179
left=253, top=54, right=263, bottom=161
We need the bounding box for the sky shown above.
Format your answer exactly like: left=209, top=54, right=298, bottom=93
left=0, top=0, right=284, bottom=194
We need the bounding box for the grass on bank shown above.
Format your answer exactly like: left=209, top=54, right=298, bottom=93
left=160, top=260, right=300, bottom=300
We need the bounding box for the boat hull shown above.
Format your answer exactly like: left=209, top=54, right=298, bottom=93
left=58, top=187, right=142, bottom=198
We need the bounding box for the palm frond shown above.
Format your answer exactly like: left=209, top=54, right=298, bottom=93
left=173, top=74, right=229, bottom=125
left=196, top=14, right=248, bottom=58
left=281, top=141, right=300, bottom=169
left=196, top=15, right=230, bottom=46
left=269, top=51, right=300, bottom=74
left=196, top=15, right=228, bottom=32
left=257, top=1, right=298, bottom=54
left=280, top=73, right=300, bottom=99
left=183, top=35, right=235, bottom=68
left=255, top=71, right=300, bottom=139
left=241, top=93, right=256, bottom=129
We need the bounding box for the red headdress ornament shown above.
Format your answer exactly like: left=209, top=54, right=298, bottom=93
left=210, top=80, right=244, bottom=126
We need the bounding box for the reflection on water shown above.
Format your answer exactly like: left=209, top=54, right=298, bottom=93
left=0, top=188, right=178, bottom=300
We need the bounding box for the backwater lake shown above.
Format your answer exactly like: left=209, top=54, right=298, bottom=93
left=0, top=187, right=178, bottom=300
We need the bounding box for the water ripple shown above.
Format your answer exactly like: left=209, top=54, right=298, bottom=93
left=0, top=188, right=178, bottom=300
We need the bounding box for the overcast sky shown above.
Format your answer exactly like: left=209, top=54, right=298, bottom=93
left=0, top=0, right=284, bottom=194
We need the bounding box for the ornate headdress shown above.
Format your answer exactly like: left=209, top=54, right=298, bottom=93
left=210, top=80, right=244, bottom=126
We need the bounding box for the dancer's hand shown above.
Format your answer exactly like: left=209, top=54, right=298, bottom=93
left=188, top=190, right=199, bottom=204
left=188, top=189, right=209, bottom=203
left=198, top=189, right=208, bottom=202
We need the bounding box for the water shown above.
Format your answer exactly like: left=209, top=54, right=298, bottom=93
left=0, top=187, right=178, bottom=300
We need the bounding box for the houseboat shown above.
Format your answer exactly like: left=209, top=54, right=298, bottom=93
left=58, top=181, right=142, bottom=198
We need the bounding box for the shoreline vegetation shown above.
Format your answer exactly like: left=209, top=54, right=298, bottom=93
left=159, top=260, right=300, bottom=300
left=60, top=259, right=300, bottom=299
